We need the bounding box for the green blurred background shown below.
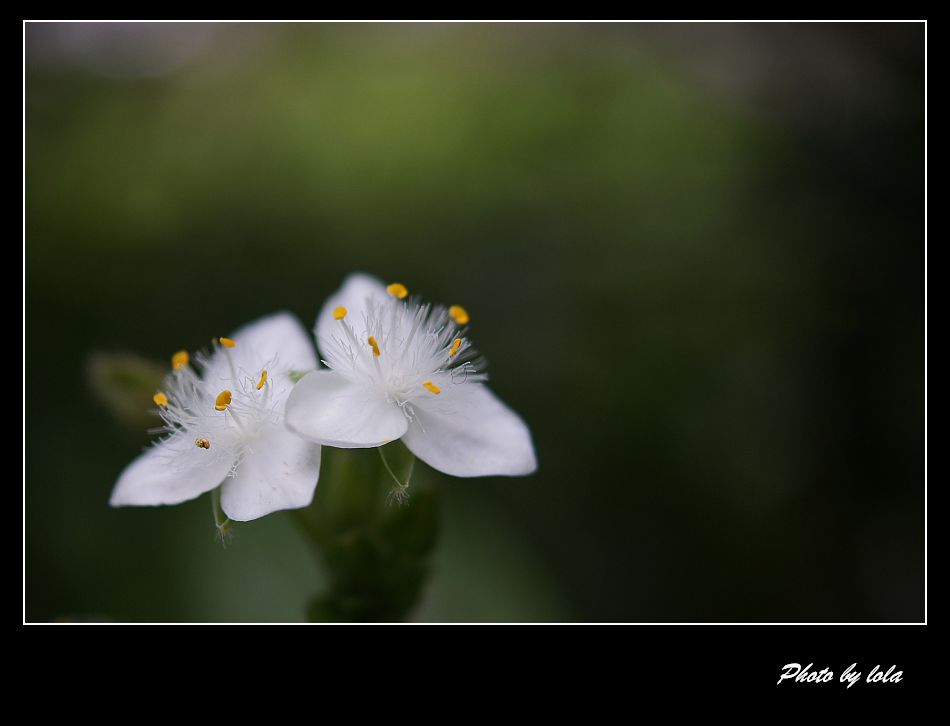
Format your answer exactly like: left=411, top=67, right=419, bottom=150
left=25, top=22, right=924, bottom=622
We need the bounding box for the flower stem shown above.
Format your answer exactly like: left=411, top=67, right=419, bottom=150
left=290, top=446, right=438, bottom=621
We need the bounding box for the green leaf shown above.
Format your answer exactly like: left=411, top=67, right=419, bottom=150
left=86, top=351, right=167, bottom=431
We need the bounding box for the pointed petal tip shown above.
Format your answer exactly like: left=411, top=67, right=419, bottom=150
left=402, top=383, right=538, bottom=478
left=108, top=437, right=235, bottom=509
left=225, top=311, right=317, bottom=372
left=315, top=274, right=392, bottom=345
left=217, top=432, right=321, bottom=521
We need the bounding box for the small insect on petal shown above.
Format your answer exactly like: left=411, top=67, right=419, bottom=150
left=333, top=306, right=347, bottom=320
left=218, top=337, right=236, bottom=348
left=423, top=380, right=441, bottom=395
left=153, top=392, right=168, bottom=408
left=387, top=282, right=409, bottom=299
left=368, top=336, right=381, bottom=357
left=171, top=350, right=190, bottom=370
left=256, top=370, right=267, bottom=390
left=449, top=305, right=469, bottom=325
left=195, top=437, right=211, bottom=449
left=215, top=390, right=232, bottom=411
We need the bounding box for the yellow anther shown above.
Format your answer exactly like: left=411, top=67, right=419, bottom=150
left=449, top=305, right=470, bottom=325
left=218, top=337, right=236, bottom=348
left=387, top=282, right=409, bottom=299
left=449, top=338, right=462, bottom=357
left=423, top=381, right=441, bottom=395
left=368, top=336, right=381, bottom=357
left=153, top=392, right=168, bottom=408
left=256, top=369, right=267, bottom=390
left=171, top=350, right=189, bottom=370
left=333, top=306, right=348, bottom=320
left=195, top=437, right=211, bottom=449
left=214, top=390, right=232, bottom=411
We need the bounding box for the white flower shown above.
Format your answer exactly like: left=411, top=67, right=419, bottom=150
left=110, top=312, right=322, bottom=521
left=285, top=274, right=537, bottom=477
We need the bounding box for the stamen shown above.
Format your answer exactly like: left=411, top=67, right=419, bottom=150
left=368, top=336, right=381, bottom=357
left=215, top=390, right=232, bottom=411
left=219, top=341, right=239, bottom=383
left=449, top=305, right=470, bottom=325
left=449, top=338, right=462, bottom=357
left=256, top=370, right=267, bottom=390
left=387, top=282, right=409, bottom=299
left=423, top=381, right=441, bottom=395
left=333, top=306, right=348, bottom=320
left=399, top=304, right=427, bottom=364
left=336, top=318, right=364, bottom=366
left=195, top=437, right=211, bottom=449
left=171, top=350, right=189, bottom=370
left=153, top=392, right=168, bottom=408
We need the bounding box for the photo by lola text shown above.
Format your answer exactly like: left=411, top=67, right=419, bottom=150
left=777, top=663, right=903, bottom=688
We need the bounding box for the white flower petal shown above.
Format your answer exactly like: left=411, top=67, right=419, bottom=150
left=315, top=273, right=389, bottom=354
left=204, top=311, right=317, bottom=388
left=229, top=311, right=317, bottom=372
left=219, top=429, right=321, bottom=521
left=403, top=383, right=537, bottom=477
left=109, top=434, right=235, bottom=507
left=285, top=369, right=408, bottom=448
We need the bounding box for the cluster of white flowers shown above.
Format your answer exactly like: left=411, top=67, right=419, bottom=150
left=110, top=273, right=537, bottom=522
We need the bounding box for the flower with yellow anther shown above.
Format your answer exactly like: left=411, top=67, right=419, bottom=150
left=287, top=273, right=537, bottom=477
left=111, top=312, right=323, bottom=522
left=386, top=282, right=409, bottom=299
left=214, top=390, right=232, bottom=411
left=448, top=305, right=469, bottom=326
left=171, top=350, right=189, bottom=370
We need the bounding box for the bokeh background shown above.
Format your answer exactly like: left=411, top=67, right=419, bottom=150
left=25, top=22, right=924, bottom=622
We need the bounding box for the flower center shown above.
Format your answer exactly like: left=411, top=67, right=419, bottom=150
left=324, top=281, right=486, bottom=414
left=157, top=337, right=282, bottom=451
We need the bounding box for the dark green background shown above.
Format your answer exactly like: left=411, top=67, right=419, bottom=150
left=26, top=23, right=924, bottom=622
